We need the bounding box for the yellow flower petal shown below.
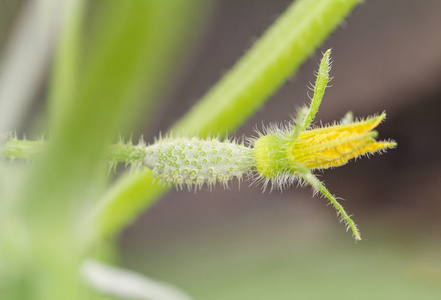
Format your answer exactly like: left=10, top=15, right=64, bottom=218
left=289, top=114, right=394, bottom=170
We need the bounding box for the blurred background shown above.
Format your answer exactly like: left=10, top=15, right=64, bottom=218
left=2, top=0, right=441, bottom=299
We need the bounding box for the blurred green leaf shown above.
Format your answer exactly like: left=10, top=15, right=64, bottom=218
left=16, top=1, right=211, bottom=299
left=47, top=0, right=85, bottom=128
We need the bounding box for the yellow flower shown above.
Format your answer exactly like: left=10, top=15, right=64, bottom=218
left=253, top=113, right=396, bottom=183
left=252, top=50, right=396, bottom=240
left=290, top=113, right=396, bottom=170
left=252, top=111, right=396, bottom=241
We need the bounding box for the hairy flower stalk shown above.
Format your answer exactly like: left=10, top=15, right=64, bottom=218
left=0, top=50, right=396, bottom=240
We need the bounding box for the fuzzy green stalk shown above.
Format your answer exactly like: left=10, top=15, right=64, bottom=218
left=0, top=137, right=147, bottom=167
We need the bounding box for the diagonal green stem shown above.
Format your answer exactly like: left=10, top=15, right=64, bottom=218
left=174, top=0, right=360, bottom=136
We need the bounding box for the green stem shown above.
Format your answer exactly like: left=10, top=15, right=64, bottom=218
left=0, top=138, right=147, bottom=166
left=107, top=142, right=146, bottom=166
left=0, top=136, right=44, bottom=160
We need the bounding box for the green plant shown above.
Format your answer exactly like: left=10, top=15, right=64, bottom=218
left=0, top=0, right=379, bottom=299
left=115, top=50, right=395, bottom=243
left=2, top=50, right=395, bottom=242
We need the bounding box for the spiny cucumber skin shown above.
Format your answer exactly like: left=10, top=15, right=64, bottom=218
left=143, top=137, right=254, bottom=188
